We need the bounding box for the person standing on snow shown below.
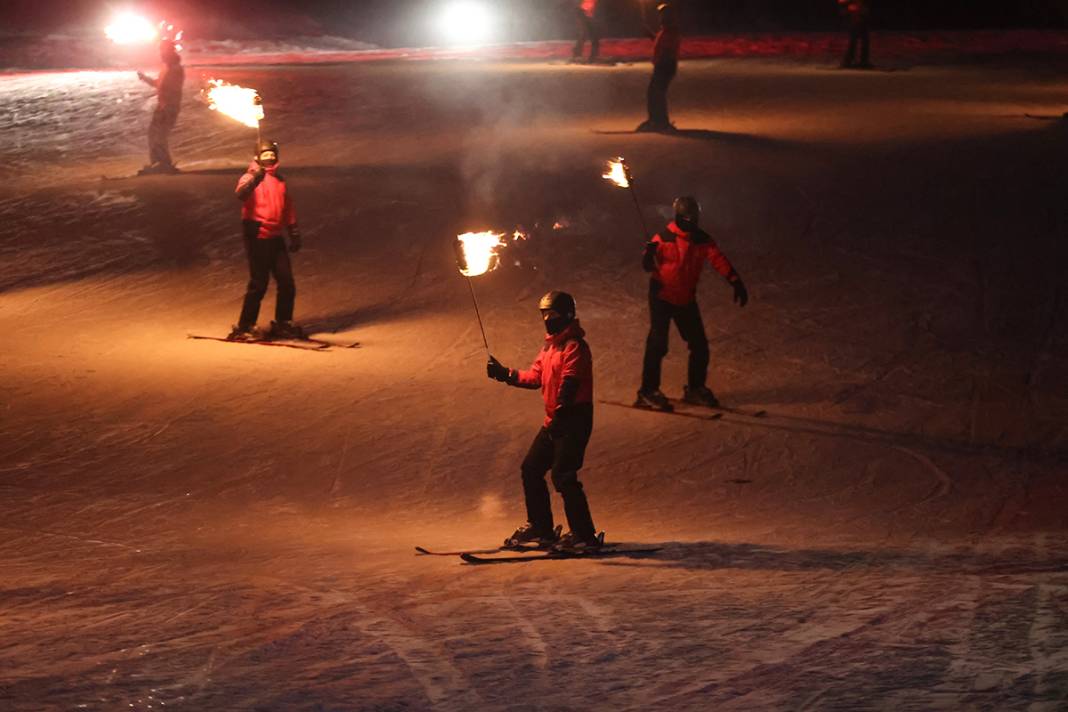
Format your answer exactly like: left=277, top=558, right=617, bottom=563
left=637, top=2, right=681, bottom=132
left=838, top=0, right=872, bottom=69
left=635, top=196, right=748, bottom=412
left=569, top=0, right=600, bottom=64
left=136, top=38, right=184, bottom=174
left=229, top=139, right=304, bottom=342
left=486, top=291, right=602, bottom=552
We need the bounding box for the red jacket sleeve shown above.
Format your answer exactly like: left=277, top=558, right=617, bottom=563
left=555, top=340, right=588, bottom=406
left=559, top=341, right=585, bottom=380
left=705, top=240, right=738, bottom=281
left=283, top=191, right=296, bottom=226
left=513, top=349, right=544, bottom=389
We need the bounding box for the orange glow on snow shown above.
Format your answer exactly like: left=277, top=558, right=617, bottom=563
left=602, top=157, right=630, bottom=188
left=205, top=80, right=264, bottom=128
left=105, top=13, right=158, bottom=44
left=456, top=231, right=506, bottom=277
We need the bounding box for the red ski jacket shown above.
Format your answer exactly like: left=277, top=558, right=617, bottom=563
left=511, top=320, right=594, bottom=427
left=235, top=162, right=296, bottom=238
left=839, top=0, right=869, bottom=22
left=647, top=221, right=738, bottom=306
left=580, top=0, right=597, bottom=18
left=653, top=25, right=681, bottom=64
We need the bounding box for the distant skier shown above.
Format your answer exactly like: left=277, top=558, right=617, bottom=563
left=136, top=38, right=184, bottom=175
left=636, top=2, right=680, bottom=132
left=838, top=0, right=872, bottom=69
left=569, top=0, right=600, bottom=64
left=635, top=196, right=748, bottom=412
left=486, top=291, right=601, bottom=552
left=229, top=139, right=304, bottom=341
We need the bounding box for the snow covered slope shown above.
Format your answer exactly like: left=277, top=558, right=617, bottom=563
left=1, top=55, right=1066, bottom=709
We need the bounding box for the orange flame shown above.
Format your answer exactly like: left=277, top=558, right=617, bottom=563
left=456, top=231, right=506, bottom=277
left=205, top=80, right=264, bottom=129
left=602, top=157, right=630, bottom=188
left=105, top=12, right=158, bottom=44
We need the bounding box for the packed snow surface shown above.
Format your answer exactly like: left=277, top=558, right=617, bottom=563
left=1, top=49, right=1067, bottom=710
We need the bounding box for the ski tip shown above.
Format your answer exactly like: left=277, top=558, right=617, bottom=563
left=414, top=546, right=431, bottom=555
left=753, top=410, right=768, bottom=418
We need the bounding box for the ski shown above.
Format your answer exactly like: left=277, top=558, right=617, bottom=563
left=415, top=543, right=545, bottom=557
left=187, top=334, right=329, bottom=351
left=1024, top=113, right=1064, bottom=121
left=416, top=526, right=563, bottom=556
left=301, top=336, right=361, bottom=349
left=669, top=400, right=768, bottom=419
left=599, top=399, right=767, bottom=419
left=599, top=399, right=722, bottom=420
left=460, top=546, right=663, bottom=565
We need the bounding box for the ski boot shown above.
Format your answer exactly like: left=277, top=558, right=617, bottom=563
left=226, top=324, right=260, bottom=342
left=634, top=388, right=673, bottom=412
left=682, top=385, right=720, bottom=409
left=552, top=530, right=605, bottom=554
left=504, top=523, right=560, bottom=550
left=137, top=162, right=180, bottom=176
left=268, top=320, right=305, bottom=340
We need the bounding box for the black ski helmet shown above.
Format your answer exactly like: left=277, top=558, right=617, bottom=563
left=673, top=196, right=701, bottom=228
left=538, top=290, right=576, bottom=319
left=256, top=139, right=279, bottom=159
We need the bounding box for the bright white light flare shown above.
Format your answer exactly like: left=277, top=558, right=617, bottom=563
left=105, top=13, right=158, bottom=44
left=457, top=231, right=506, bottom=277
left=205, top=79, right=264, bottom=128
left=437, top=2, right=495, bottom=46
left=603, top=158, right=630, bottom=188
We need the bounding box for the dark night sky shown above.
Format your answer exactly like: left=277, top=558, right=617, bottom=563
left=1, top=1, right=1066, bottom=45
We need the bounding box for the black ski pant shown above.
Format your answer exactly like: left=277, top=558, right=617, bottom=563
left=842, top=23, right=870, bottom=66
left=238, top=232, right=295, bottom=329
left=520, top=404, right=596, bottom=539
left=646, top=59, right=677, bottom=125
left=640, top=283, right=709, bottom=392
left=572, top=11, right=599, bottom=61
left=148, top=105, right=179, bottom=167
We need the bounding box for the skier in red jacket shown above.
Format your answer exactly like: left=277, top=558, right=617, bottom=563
left=228, top=139, right=304, bottom=341
left=569, top=0, right=600, bottom=64
left=486, top=291, right=601, bottom=552
left=839, top=0, right=872, bottom=69
left=636, top=197, right=748, bottom=412
left=637, top=2, right=681, bottom=132
left=136, top=39, right=184, bottom=174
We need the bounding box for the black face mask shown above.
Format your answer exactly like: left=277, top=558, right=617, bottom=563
left=676, top=217, right=698, bottom=233
left=544, top=316, right=571, bottom=335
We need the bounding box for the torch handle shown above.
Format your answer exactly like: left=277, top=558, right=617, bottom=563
left=466, top=277, right=491, bottom=357
left=628, top=184, right=651, bottom=241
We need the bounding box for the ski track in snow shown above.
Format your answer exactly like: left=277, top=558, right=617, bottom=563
left=1, top=56, right=1067, bottom=709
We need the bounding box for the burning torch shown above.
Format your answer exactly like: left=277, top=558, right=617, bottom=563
left=454, top=231, right=506, bottom=356
left=205, top=79, right=265, bottom=145
left=603, top=157, right=650, bottom=241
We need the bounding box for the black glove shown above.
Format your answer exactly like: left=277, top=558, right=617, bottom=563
left=487, top=356, right=511, bottom=382
left=288, top=229, right=302, bottom=253
left=642, top=241, right=658, bottom=272
left=732, top=279, right=749, bottom=307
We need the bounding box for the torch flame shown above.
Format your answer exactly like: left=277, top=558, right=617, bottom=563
left=105, top=13, right=158, bottom=44
left=602, top=158, right=630, bottom=188
left=205, top=79, right=264, bottom=129
left=456, top=231, right=506, bottom=277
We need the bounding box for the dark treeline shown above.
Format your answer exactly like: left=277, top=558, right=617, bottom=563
left=2, top=0, right=1067, bottom=43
